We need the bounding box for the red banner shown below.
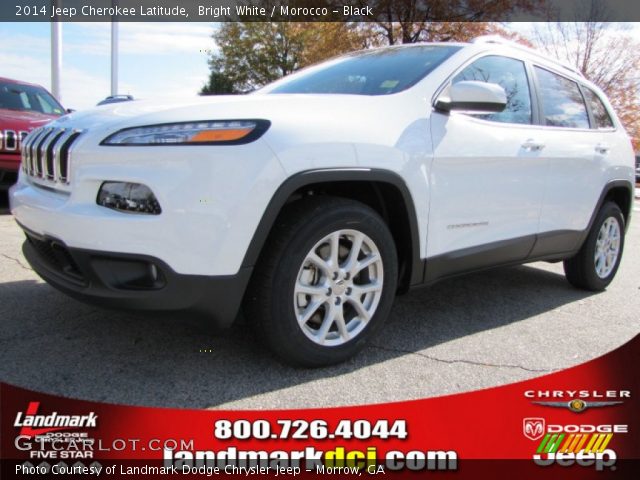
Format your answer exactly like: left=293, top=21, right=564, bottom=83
left=2, top=335, right=638, bottom=479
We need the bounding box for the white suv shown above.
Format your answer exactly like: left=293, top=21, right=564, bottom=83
left=10, top=37, right=635, bottom=366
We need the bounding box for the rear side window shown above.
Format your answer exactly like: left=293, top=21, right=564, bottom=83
left=452, top=55, right=532, bottom=125
left=584, top=88, right=614, bottom=129
left=534, top=67, right=589, bottom=128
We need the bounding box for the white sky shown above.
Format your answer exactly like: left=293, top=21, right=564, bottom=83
left=0, top=22, right=215, bottom=109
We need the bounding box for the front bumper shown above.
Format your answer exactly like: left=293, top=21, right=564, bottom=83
left=20, top=225, right=252, bottom=327
left=9, top=135, right=285, bottom=276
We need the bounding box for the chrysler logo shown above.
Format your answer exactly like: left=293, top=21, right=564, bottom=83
left=532, top=400, right=623, bottom=413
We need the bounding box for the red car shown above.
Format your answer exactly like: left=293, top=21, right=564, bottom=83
left=0, top=77, right=65, bottom=190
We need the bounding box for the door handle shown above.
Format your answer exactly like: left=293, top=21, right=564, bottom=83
left=595, top=143, right=610, bottom=155
left=522, top=139, right=545, bottom=151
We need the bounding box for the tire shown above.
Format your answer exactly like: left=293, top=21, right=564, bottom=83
left=245, top=196, right=398, bottom=367
left=564, top=201, right=625, bottom=291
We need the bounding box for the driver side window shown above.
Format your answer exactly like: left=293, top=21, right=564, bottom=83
left=452, top=55, right=532, bottom=125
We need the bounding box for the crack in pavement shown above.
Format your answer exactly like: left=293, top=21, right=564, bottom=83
left=370, top=344, right=557, bottom=373
left=0, top=253, right=33, bottom=272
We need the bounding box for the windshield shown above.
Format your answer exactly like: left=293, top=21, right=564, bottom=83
left=0, top=81, right=64, bottom=115
left=268, top=45, right=461, bottom=96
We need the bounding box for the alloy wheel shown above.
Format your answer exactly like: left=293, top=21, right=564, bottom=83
left=594, top=217, right=621, bottom=279
left=293, top=229, right=384, bottom=346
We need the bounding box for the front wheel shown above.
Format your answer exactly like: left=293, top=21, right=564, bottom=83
left=245, top=197, right=398, bottom=367
left=564, top=201, right=625, bottom=291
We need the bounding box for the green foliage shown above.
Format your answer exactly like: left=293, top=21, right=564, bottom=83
left=207, top=23, right=304, bottom=93
left=200, top=70, right=237, bottom=95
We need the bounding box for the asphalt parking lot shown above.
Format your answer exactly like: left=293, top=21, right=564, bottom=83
left=1, top=191, right=639, bottom=409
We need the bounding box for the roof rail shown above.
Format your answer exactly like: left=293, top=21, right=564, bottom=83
left=472, top=35, right=585, bottom=79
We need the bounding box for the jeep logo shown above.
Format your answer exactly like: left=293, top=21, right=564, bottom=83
left=0, top=129, right=30, bottom=151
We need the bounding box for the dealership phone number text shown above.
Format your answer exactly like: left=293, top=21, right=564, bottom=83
left=214, top=419, right=407, bottom=440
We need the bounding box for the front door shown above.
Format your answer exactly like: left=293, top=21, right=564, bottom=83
left=427, top=55, right=547, bottom=280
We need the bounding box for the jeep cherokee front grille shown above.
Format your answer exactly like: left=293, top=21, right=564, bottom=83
left=21, top=127, right=83, bottom=189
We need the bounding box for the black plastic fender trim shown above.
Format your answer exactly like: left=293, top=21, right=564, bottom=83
left=240, top=168, right=425, bottom=287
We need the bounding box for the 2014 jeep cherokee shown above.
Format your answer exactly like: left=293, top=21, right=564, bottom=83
left=10, top=37, right=635, bottom=366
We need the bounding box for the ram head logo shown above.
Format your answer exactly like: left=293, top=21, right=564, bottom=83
left=523, top=418, right=545, bottom=440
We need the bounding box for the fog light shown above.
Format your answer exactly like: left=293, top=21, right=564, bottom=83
left=97, top=182, right=161, bottom=215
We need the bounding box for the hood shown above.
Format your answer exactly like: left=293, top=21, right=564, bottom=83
left=47, top=93, right=417, bottom=146
left=50, top=94, right=407, bottom=130
left=0, top=108, right=61, bottom=132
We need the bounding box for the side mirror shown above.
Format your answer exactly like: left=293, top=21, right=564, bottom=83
left=435, top=81, right=507, bottom=113
left=66, top=108, right=75, bottom=114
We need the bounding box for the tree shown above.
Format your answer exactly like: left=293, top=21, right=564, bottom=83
left=201, top=70, right=237, bottom=95
left=366, top=21, right=511, bottom=45
left=362, top=0, right=536, bottom=44
left=530, top=21, right=640, bottom=149
left=295, top=23, right=380, bottom=68
left=203, top=22, right=371, bottom=94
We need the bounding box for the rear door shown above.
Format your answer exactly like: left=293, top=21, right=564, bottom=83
left=528, top=66, right=607, bottom=256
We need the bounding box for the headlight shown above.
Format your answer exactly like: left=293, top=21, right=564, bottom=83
left=101, top=119, right=270, bottom=146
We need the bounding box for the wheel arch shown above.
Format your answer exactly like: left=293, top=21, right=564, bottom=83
left=602, top=182, right=633, bottom=230
left=241, top=169, right=424, bottom=292
left=578, top=180, right=634, bottom=251
left=594, top=180, right=634, bottom=230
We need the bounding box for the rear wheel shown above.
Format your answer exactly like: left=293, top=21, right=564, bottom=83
left=564, top=202, right=625, bottom=291
left=245, top=197, right=398, bottom=367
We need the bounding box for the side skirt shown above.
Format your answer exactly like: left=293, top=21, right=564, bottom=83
left=419, top=230, right=584, bottom=286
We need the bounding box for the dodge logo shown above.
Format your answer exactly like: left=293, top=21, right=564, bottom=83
left=523, top=417, right=545, bottom=441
